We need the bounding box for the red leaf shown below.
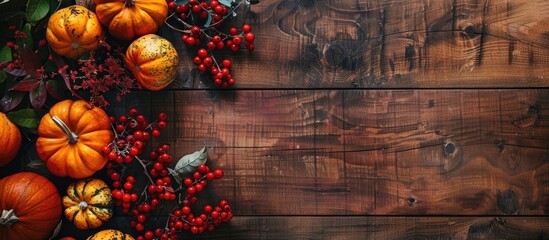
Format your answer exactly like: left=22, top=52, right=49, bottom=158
left=22, top=46, right=41, bottom=79
left=51, top=52, right=86, bottom=102
left=46, top=80, right=64, bottom=100
left=10, top=78, right=41, bottom=92
left=3, top=67, right=28, bottom=77
left=30, top=81, right=47, bottom=110
left=0, top=91, right=25, bottom=112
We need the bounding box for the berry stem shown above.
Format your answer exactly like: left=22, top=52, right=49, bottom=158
left=135, top=156, right=155, bottom=185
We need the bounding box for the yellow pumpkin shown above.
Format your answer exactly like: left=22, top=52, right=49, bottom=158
left=94, top=0, right=168, bottom=41
left=36, top=99, right=113, bottom=178
left=46, top=5, right=104, bottom=59
left=63, top=178, right=113, bottom=229
left=0, top=112, right=21, bottom=166
left=87, top=229, right=135, bottom=240
left=125, top=34, right=179, bottom=91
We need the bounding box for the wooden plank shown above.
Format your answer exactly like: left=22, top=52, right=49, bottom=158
left=177, top=216, right=549, bottom=240
left=152, top=89, right=549, bottom=215
left=164, top=0, right=549, bottom=89
left=56, top=216, right=549, bottom=239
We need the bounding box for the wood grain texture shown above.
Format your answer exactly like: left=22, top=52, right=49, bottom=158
left=55, top=216, right=549, bottom=239
left=164, top=0, right=549, bottom=89
left=147, top=89, right=549, bottom=215
left=177, top=217, right=549, bottom=240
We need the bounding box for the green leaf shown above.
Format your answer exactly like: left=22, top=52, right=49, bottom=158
left=174, top=147, right=208, bottom=175
left=6, top=108, right=40, bottom=128
left=22, top=23, right=34, bottom=49
left=0, top=46, right=11, bottom=63
left=204, top=13, right=212, bottom=27
left=174, top=0, right=190, bottom=5
left=0, top=71, right=6, bottom=83
left=219, top=0, right=233, bottom=7
left=26, top=0, right=50, bottom=22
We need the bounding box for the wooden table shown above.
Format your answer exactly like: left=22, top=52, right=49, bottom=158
left=12, top=0, right=549, bottom=239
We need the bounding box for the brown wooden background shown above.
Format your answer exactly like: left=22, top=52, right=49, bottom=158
left=58, top=0, right=549, bottom=239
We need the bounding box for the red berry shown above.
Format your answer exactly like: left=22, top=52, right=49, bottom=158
left=221, top=67, right=230, bottom=76
left=204, top=205, right=212, bottom=213
left=195, top=183, right=203, bottom=192
left=242, top=24, right=251, bottom=33
left=222, top=59, right=231, bottom=68
left=206, top=172, right=215, bottom=181
left=193, top=56, right=202, bottom=65
left=184, top=178, right=193, bottom=186
left=155, top=120, right=166, bottom=129
left=124, top=182, right=133, bottom=191
left=197, top=164, right=208, bottom=173
left=191, top=226, right=199, bottom=234
left=119, top=115, right=128, bottom=123
left=229, top=27, right=238, bottom=35
left=193, top=172, right=202, bottom=179
left=102, top=146, right=111, bottom=155
left=152, top=128, right=161, bottom=137
left=187, top=186, right=196, bottom=195
left=232, top=36, right=242, bottom=45
left=129, top=147, right=139, bottom=156
left=137, top=214, right=146, bottom=223
left=203, top=57, right=213, bottom=67
left=197, top=48, right=208, bottom=58
left=214, top=169, right=224, bottom=178
left=207, top=41, right=216, bottom=49
left=129, top=108, right=138, bottom=116
left=144, top=231, right=154, bottom=240
left=182, top=206, right=191, bottom=215
left=123, top=193, right=132, bottom=203
left=154, top=162, right=164, bottom=171
left=186, top=36, right=196, bottom=46
left=135, top=223, right=145, bottom=232
left=191, top=26, right=201, bottom=35
left=110, top=172, right=120, bottom=181
left=158, top=112, right=167, bottom=121
left=245, top=32, right=255, bottom=42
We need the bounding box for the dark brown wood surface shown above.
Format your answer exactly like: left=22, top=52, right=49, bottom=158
left=164, top=0, right=549, bottom=89
left=16, top=0, right=549, bottom=238
left=147, top=90, right=549, bottom=216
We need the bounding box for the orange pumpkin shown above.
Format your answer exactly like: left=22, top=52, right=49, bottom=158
left=63, top=178, right=113, bottom=229
left=125, top=34, right=179, bottom=90
left=94, top=0, right=168, bottom=41
left=36, top=99, right=113, bottom=178
left=87, top=229, right=135, bottom=240
left=0, top=172, right=62, bottom=240
left=0, top=112, right=21, bottom=166
left=46, top=5, right=104, bottom=59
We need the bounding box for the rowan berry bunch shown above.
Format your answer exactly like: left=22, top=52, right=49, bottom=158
left=103, top=108, right=232, bottom=239
left=165, top=0, right=257, bottom=88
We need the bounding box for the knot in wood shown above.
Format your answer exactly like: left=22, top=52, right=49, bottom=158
left=444, top=142, right=456, bottom=155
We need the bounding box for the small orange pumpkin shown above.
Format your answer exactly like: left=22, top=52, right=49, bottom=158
left=94, top=0, right=168, bottom=41
left=36, top=99, right=113, bottom=178
left=0, top=112, right=21, bottom=166
left=46, top=5, right=104, bottom=59
left=0, top=172, right=62, bottom=240
left=87, top=229, right=135, bottom=240
left=63, top=178, right=113, bottom=229
left=125, top=34, right=179, bottom=90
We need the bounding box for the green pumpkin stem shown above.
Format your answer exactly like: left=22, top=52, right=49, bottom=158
left=0, top=209, right=19, bottom=227
left=52, top=116, right=79, bottom=144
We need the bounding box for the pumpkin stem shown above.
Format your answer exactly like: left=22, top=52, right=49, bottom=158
left=52, top=116, right=78, bottom=144
left=124, top=0, right=134, bottom=7
left=0, top=209, right=19, bottom=227
left=79, top=201, right=88, bottom=209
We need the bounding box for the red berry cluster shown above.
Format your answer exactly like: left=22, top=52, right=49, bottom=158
left=103, top=108, right=232, bottom=239
left=165, top=0, right=256, bottom=88
left=103, top=108, right=168, bottom=214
